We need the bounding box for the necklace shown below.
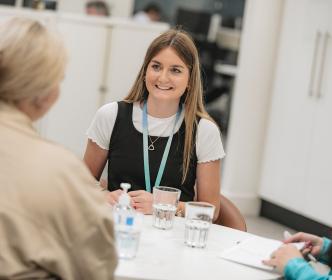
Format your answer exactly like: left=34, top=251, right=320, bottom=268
left=148, top=135, right=160, bottom=151
left=147, top=122, right=174, bottom=151
left=146, top=114, right=178, bottom=151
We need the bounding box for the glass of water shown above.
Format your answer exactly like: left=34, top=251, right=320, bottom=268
left=184, top=201, right=215, bottom=248
left=152, top=186, right=181, bottom=230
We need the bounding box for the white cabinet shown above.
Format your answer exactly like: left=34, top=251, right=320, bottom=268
left=306, top=9, right=332, bottom=224
left=260, top=0, right=332, bottom=226
left=41, top=18, right=108, bottom=156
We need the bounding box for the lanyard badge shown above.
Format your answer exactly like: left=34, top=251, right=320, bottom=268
left=142, top=101, right=182, bottom=193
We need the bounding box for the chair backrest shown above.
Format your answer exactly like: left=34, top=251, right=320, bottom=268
left=214, top=194, right=247, bottom=232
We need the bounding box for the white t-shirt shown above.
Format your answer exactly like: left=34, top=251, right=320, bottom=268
left=87, top=102, right=225, bottom=163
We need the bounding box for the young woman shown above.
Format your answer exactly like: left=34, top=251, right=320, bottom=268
left=84, top=29, right=225, bottom=220
left=264, top=232, right=332, bottom=279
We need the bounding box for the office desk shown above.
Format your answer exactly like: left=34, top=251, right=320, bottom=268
left=115, top=216, right=281, bottom=280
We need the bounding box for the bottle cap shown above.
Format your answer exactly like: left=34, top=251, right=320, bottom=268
left=118, top=183, right=131, bottom=206
left=120, top=183, right=131, bottom=193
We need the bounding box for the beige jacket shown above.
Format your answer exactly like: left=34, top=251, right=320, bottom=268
left=0, top=102, right=117, bottom=279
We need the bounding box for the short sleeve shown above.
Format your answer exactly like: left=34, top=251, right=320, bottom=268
left=86, top=102, right=118, bottom=150
left=196, top=119, right=225, bottom=163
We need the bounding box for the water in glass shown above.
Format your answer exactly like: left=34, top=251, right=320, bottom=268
left=153, top=203, right=177, bottom=229
left=184, top=219, right=210, bottom=248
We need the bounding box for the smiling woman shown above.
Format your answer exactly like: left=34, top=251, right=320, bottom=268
left=84, top=29, right=225, bottom=221
left=145, top=47, right=190, bottom=110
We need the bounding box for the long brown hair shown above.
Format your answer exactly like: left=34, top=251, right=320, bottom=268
left=124, top=29, right=214, bottom=183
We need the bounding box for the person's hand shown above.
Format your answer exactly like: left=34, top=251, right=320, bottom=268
left=128, top=190, right=153, bottom=214
left=263, top=244, right=304, bottom=274
left=283, top=232, right=323, bottom=256
left=105, top=189, right=123, bottom=205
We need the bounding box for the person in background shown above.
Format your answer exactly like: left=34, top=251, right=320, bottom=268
left=0, top=17, right=117, bottom=279
left=84, top=29, right=224, bottom=221
left=86, top=0, right=110, bottom=17
left=264, top=232, right=332, bottom=279
left=133, top=2, right=161, bottom=23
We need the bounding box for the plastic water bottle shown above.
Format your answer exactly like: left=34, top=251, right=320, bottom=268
left=113, top=183, right=141, bottom=259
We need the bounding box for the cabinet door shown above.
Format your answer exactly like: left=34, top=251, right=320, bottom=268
left=40, top=19, right=107, bottom=156
left=260, top=0, right=327, bottom=212
left=105, top=24, right=168, bottom=103
left=305, top=3, right=332, bottom=225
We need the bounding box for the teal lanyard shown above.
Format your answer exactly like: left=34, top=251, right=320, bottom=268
left=142, top=101, right=182, bottom=193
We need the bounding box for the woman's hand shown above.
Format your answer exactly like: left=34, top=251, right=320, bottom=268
left=105, top=189, right=123, bottom=205
left=284, top=232, right=324, bottom=256
left=128, top=190, right=153, bottom=214
left=263, top=244, right=303, bottom=274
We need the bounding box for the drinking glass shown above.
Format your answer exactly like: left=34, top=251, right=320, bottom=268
left=152, top=186, right=181, bottom=230
left=184, top=201, right=215, bottom=248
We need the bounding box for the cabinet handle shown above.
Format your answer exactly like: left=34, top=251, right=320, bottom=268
left=99, top=27, right=112, bottom=106
left=308, top=31, right=321, bottom=97
left=99, top=86, right=108, bottom=94
left=316, top=32, right=330, bottom=99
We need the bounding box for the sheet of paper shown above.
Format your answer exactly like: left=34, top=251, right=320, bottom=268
left=219, top=236, right=304, bottom=271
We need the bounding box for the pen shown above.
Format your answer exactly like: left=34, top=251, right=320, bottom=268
left=283, top=231, right=317, bottom=263
left=306, top=253, right=317, bottom=263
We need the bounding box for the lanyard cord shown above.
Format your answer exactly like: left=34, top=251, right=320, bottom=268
left=142, top=101, right=182, bottom=193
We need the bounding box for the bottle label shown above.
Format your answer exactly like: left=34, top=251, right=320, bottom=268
left=126, top=216, right=134, bottom=226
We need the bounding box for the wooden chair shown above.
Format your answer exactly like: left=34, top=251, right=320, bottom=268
left=214, top=194, right=247, bottom=232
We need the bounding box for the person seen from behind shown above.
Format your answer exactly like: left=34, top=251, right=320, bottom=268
left=0, top=17, right=117, bottom=279
left=86, top=0, right=110, bottom=17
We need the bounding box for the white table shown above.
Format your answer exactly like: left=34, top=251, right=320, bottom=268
left=115, top=216, right=282, bottom=280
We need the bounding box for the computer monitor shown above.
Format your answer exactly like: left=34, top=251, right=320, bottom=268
left=175, top=8, right=211, bottom=41
left=0, top=0, right=16, bottom=5
left=23, top=0, right=57, bottom=10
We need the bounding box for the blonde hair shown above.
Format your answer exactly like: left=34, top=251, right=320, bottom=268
left=124, top=29, right=214, bottom=183
left=0, top=17, right=67, bottom=102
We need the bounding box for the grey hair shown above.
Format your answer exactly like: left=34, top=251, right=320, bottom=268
left=0, top=17, right=67, bottom=102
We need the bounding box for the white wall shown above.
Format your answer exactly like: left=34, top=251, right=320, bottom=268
left=110, top=0, right=133, bottom=17
left=222, top=0, right=284, bottom=215
left=57, top=0, right=85, bottom=14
